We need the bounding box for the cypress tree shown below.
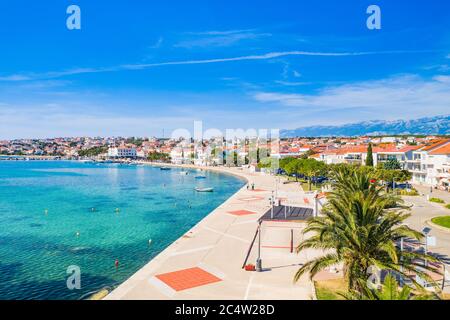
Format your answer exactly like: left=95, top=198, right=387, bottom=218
left=366, top=143, right=374, bottom=167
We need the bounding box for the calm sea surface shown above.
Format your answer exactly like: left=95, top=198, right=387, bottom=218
left=0, top=161, right=245, bottom=299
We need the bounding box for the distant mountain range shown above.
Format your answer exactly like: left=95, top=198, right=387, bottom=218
left=281, top=115, right=450, bottom=138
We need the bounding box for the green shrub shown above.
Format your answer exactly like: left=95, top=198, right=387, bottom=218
left=398, top=189, right=419, bottom=196
left=445, top=204, right=450, bottom=210
left=384, top=194, right=403, bottom=209
left=429, top=197, right=445, bottom=204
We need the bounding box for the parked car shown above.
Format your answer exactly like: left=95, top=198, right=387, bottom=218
left=386, top=182, right=412, bottom=189
left=311, top=176, right=329, bottom=184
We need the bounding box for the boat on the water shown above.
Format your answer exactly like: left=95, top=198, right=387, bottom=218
left=160, top=167, right=171, bottom=171
left=195, top=175, right=206, bottom=179
left=195, top=187, right=214, bottom=192
left=180, top=171, right=189, bottom=175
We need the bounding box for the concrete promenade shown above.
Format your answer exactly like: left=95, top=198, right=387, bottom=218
left=105, top=165, right=320, bottom=300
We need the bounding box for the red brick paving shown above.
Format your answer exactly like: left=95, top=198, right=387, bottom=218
left=155, top=267, right=222, bottom=291
left=228, top=210, right=257, bottom=216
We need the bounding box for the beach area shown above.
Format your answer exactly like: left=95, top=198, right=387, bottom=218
left=105, top=163, right=322, bottom=300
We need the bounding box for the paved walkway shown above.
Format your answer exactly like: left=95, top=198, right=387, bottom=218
left=403, top=193, right=450, bottom=293
left=404, top=196, right=450, bottom=255
left=413, top=184, right=450, bottom=203
left=105, top=167, right=450, bottom=299
left=105, top=166, right=321, bottom=300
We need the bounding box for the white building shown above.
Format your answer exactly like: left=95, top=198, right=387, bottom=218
left=316, top=145, right=417, bottom=168
left=407, top=139, right=450, bottom=188
left=108, top=147, right=137, bottom=158
left=170, top=146, right=193, bottom=165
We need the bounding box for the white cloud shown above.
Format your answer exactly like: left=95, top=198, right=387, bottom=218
left=122, top=50, right=417, bottom=70
left=275, top=80, right=310, bottom=86
left=253, top=74, right=450, bottom=118
left=0, top=49, right=432, bottom=82
left=187, top=29, right=256, bottom=36
left=174, top=30, right=271, bottom=48
left=433, top=75, right=450, bottom=83
left=0, top=104, right=194, bottom=139
left=149, top=37, right=164, bottom=49
left=278, top=60, right=302, bottom=80
left=0, top=75, right=32, bottom=81
left=424, top=64, right=450, bottom=72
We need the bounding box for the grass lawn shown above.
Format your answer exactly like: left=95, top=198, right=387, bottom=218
left=285, top=177, right=323, bottom=191
left=431, top=216, right=450, bottom=229
left=314, top=279, right=347, bottom=300
left=301, top=181, right=323, bottom=192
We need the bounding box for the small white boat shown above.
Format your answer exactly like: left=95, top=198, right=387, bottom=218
left=195, top=187, right=214, bottom=192
left=180, top=171, right=189, bottom=175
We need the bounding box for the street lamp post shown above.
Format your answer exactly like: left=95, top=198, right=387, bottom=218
left=400, top=237, right=404, bottom=286
left=256, top=221, right=262, bottom=272
left=443, top=264, right=446, bottom=290
left=422, top=227, right=431, bottom=268
left=270, top=191, right=274, bottom=219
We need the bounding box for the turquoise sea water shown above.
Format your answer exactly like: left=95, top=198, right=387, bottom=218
left=0, top=161, right=245, bottom=300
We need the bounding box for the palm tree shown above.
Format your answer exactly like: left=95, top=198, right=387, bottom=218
left=294, top=166, right=440, bottom=293
left=341, top=274, right=438, bottom=300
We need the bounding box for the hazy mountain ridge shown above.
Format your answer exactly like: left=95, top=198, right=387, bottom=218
left=281, top=115, right=450, bottom=137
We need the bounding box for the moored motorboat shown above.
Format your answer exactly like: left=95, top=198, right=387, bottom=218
left=195, top=175, right=206, bottom=179
left=195, top=187, right=214, bottom=192
left=160, top=167, right=171, bottom=171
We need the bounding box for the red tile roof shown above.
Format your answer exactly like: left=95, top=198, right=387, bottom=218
left=421, top=139, right=450, bottom=151
left=429, top=142, right=450, bottom=155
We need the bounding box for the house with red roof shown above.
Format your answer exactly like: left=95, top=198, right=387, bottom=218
left=315, top=144, right=419, bottom=168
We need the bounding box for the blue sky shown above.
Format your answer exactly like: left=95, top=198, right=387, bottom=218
left=0, top=0, right=450, bottom=139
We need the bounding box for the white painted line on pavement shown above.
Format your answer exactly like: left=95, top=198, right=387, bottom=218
left=244, top=273, right=255, bottom=300
left=170, top=245, right=215, bottom=257
left=202, top=226, right=251, bottom=244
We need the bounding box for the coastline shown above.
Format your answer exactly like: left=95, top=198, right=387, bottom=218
left=105, top=163, right=316, bottom=300
left=139, top=161, right=250, bottom=183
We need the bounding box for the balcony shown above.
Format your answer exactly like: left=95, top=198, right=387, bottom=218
left=344, top=155, right=362, bottom=161
left=408, top=167, right=426, bottom=174
left=406, top=159, right=422, bottom=163
left=377, top=156, right=402, bottom=162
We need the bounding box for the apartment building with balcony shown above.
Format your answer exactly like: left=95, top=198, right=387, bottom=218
left=407, top=139, right=450, bottom=188
left=316, top=144, right=416, bottom=168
